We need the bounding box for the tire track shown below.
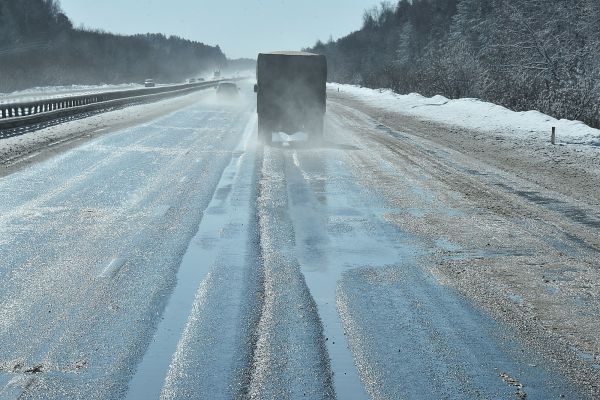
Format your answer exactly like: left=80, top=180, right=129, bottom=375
left=248, top=145, right=335, bottom=400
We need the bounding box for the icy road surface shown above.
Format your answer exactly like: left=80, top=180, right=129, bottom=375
left=0, top=86, right=597, bottom=399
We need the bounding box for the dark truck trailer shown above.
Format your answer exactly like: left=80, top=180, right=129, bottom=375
left=255, top=51, right=327, bottom=144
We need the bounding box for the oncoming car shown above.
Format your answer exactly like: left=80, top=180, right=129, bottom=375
left=144, top=79, right=155, bottom=88
left=216, top=82, right=240, bottom=98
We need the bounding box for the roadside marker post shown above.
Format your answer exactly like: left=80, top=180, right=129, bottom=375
left=551, top=127, right=556, bottom=145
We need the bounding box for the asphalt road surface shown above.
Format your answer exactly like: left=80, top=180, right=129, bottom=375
left=0, top=84, right=597, bottom=399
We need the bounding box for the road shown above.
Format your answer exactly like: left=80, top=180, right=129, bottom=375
left=0, top=83, right=597, bottom=399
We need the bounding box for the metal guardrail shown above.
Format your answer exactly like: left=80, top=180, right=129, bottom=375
left=0, top=79, right=230, bottom=132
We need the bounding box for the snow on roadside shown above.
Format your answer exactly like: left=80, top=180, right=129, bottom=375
left=0, top=83, right=144, bottom=104
left=329, top=83, right=600, bottom=147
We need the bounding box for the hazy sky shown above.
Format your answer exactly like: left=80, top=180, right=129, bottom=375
left=59, top=0, right=382, bottom=59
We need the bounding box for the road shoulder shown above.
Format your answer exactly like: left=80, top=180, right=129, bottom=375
left=329, top=90, right=600, bottom=208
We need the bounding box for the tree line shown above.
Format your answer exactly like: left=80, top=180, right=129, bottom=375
left=0, top=0, right=228, bottom=92
left=307, top=0, right=600, bottom=129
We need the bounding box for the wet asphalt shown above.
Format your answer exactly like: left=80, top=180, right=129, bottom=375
left=0, top=86, right=587, bottom=399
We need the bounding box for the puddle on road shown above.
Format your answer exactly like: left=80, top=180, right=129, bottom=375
left=284, top=149, right=424, bottom=399
left=126, top=180, right=234, bottom=400
left=0, top=375, right=35, bottom=400
left=281, top=140, right=582, bottom=399
left=125, top=114, right=256, bottom=399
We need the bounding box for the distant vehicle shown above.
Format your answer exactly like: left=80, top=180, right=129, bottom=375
left=197, top=78, right=205, bottom=82
left=213, top=70, right=221, bottom=79
left=216, top=82, right=240, bottom=98
left=254, top=51, right=327, bottom=144
left=144, top=79, right=156, bottom=88
left=187, top=78, right=196, bottom=84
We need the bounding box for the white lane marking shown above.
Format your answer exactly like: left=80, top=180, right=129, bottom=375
left=291, top=150, right=313, bottom=182
left=237, top=111, right=258, bottom=152
left=98, top=258, right=126, bottom=279
left=85, top=144, right=189, bottom=156
left=152, top=126, right=197, bottom=131
left=292, top=152, right=301, bottom=168
left=179, top=176, right=187, bottom=183
left=152, top=205, right=172, bottom=219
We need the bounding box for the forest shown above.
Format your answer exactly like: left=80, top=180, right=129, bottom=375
left=307, top=0, right=600, bottom=129
left=0, top=0, right=227, bottom=92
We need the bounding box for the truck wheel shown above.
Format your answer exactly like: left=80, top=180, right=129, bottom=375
left=258, top=117, right=272, bottom=145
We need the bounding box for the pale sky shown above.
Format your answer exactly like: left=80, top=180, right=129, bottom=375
left=59, top=0, right=383, bottom=59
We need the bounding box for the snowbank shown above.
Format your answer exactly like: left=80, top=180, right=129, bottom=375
left=329, top=83, right=600, bottom=147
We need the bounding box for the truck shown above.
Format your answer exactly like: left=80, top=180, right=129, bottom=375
left=254, top=51, right=327, bottom=144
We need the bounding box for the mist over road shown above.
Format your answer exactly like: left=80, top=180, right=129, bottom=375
left=0, top=84, right=596, bottom=399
